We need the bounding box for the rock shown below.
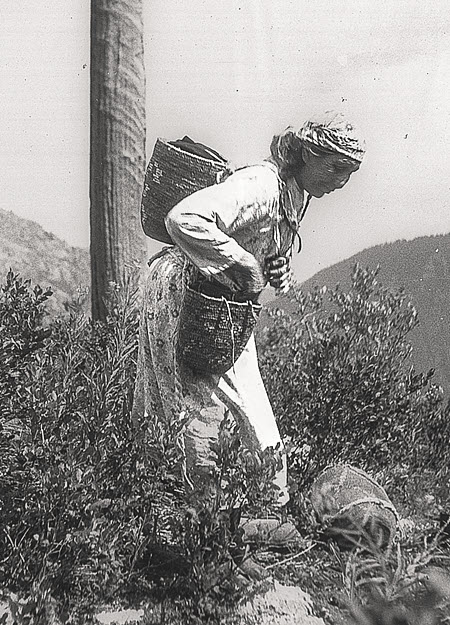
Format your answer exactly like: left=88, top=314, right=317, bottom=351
left=95, top=608, right=145, bottom=624
left=0, top=601, right=13, bottom=625
left=234, top=580, right=324, bottom=625
left=240, top=518, right=302, bottom=548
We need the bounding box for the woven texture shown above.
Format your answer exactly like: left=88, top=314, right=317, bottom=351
left=141, top=138, right=231, bottom=243
left=310, top=464, right=398, bottom=547
left=177, top=287, right=262, bottom=375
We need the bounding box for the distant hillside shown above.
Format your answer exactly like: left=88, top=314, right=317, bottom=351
left=2, top=210, right=448, bottom=392
left=0, top=209, right=90, bottom=314
left=297, top=233, right=450, bottom=393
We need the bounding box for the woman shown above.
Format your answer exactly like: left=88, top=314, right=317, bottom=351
left=132, top=111, right=365, bottom=511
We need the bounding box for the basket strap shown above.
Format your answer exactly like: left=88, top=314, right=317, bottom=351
left=223, top=297, right=236, bottom=372
left=216, top=165, right=235, bottom=184
left=323, top=496, right=400, bottom=524
left=147, top=246, right=173, bottom=268
left=223, top=297, right=260, bottom=373
left=249, top=301, right=260, bottom=322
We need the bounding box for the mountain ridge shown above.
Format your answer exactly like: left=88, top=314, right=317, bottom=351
left=0, top=208, right=90, bottom=313
left=297, top=232, right=450, bottom=393
left=1, top=209, right=448, bottom=392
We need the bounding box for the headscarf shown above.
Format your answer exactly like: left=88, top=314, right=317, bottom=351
left=298, top=111, right=366, bottom=162
left=268, top=111, right=365, bottom=253
left=270, top=111, right=366, bottom=176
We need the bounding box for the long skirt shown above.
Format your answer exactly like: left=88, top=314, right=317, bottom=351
left=131, top=247, right=287, bottom=502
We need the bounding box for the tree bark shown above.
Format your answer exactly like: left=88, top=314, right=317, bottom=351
left=90, top=0, right=146, bottom=320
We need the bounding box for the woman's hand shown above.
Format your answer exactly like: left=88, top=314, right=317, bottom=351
left=222, top=251, right=267, bottom=301
left=264, top=255, right=291, bottom=294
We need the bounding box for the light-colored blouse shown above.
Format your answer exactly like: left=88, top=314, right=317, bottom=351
left=165, top=161, right=306, bottom=288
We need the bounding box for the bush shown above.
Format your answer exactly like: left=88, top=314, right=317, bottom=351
left=5, top=264, right=448, bottom=623
left=0, top=272, right=178, bottom=617
left=0, top=269, right=52, bottom=423
left=258, top=264, right=448, bottom=492
left=0, top=271, right=282, bottom=623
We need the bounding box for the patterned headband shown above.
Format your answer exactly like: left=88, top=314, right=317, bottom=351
left=298, top=111, right=366, bottom=162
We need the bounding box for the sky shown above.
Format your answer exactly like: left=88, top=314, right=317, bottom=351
left=1, top=0, right=449, bottom=282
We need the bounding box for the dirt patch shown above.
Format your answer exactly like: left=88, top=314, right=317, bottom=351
left=235, top=581, right=325, bottom=625
left=95, top=608, right=145, bottom=624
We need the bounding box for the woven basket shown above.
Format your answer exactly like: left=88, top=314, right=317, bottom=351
left=177, top=286, right=262, bottom=375
left=141, top=138, right=231, bottom=244
left=310, top=464, right=399, bottom=548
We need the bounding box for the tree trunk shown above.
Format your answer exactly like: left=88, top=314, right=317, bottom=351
left=90, top=0, right=146, bottom=320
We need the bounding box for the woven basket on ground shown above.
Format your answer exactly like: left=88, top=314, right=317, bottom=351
left=176, top=286, right=262, bottom=375
left=310, top=464, right=399, bottom=548
left=141, top=138, right=231, bottom=244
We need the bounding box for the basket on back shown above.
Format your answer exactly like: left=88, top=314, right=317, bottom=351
left=141, top=137, right=232, bottom=244
left=310, top=464, right=399, bottom=548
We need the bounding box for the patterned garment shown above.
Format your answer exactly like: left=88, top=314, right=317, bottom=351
left=132, top=162, right=306, bottom=501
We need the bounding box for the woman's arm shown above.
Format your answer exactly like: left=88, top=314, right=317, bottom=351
left=165, top=164, right=279, bottom=293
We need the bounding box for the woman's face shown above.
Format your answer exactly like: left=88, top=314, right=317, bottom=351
left=295, top=149, right=360, bottom=198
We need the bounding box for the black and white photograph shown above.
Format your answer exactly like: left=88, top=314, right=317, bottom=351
left=1, top=1, right=450, bottom=623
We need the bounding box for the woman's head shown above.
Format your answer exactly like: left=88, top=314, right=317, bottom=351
left=270, top=111, right=365, bottom=198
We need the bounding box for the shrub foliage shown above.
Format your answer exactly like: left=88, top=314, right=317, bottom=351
left=258, top=264, right=448, bottom=491
left=1, top=265, right=450, bottom=624
left=0, top=271, right=280, bottom=622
